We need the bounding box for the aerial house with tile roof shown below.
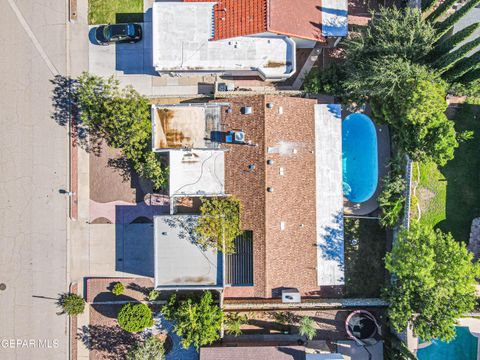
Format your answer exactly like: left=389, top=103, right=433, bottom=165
left=152, top=0, right=347, bottom=80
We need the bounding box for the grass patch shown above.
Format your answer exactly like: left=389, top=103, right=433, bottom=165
left=88, top=0, right=143, bottom=25
left=411, top=161, right=447, bottom=228
left=412, top=103, right=480, bottom=242
left=344, top=218, right=387, bottom=298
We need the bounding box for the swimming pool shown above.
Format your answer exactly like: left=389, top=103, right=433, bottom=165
left=342, top=113, right=378, bottom=203
left=417, top=326, right=478, bottom=360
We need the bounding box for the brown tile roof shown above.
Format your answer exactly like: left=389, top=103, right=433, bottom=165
left=184, top=0, right=326, bottom=42
left=200, top=346, right=306, bottom=360
left=217, top=95, right=322, bottom=298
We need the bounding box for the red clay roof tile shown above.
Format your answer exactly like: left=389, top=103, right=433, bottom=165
left=184, top=0, right=325, bottom=42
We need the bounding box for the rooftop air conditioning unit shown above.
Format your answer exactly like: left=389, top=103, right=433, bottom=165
left=282, top=289, right=301, bottom=303
left=234, top=131, right=245, bottom=143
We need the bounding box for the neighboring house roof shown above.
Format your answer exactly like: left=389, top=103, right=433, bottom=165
left=184, top=0, right=347, bottom=42
left=200, top=346, right=306, bottom=360
left=216, top=95, right=344, bottom=298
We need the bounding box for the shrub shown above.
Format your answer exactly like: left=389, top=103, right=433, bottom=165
left=57, top=293, right=85, bottom=316
left=117, top=303, right=154, bottom=333
left=162, top=291, right=223, bottom=349
left=224, top=313, right=248, bottom=336
left=384, top=223, right=480, bottom=341
left=429, top=23, right=480, bottom=59
left=378, top=175, right=407, bottom=228
left=147, top=289, right=160, bottom=302
left=127, top=336, right=165, bottom=360
left=298, top=316, right=316, bottom=341
left=112, top=282, right=125, bottom=296
left=303, top=65, right=346, bottom=96
left=194, top=196, right=243, bottom=254
left=435, top=0, right=480, bottom=38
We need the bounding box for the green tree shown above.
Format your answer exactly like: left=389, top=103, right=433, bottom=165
left=117, top=303, right=154, bottom=333
left=443, top=51, right=480, bottom=82
left=378, top=175, right=407, bottom=228
left=112, top=282, right=125, bottom=296
left=127, top=336, right=165, bottom=360
left=435, top=0, right=480, bottom=38
left=384, top=223, right=479, bottom=341
left=428, top=23, right=480, bottom=59
left=345, top=7, right=436, bottom=63
left=433, top=37, right=480, bottom=73
left=194, top=196, right=243, bottom=254
left=75, top=73, right=167, bottom=188
left=427, top=0, right=457, bottom=23
left=162, top=291, right=223, bottom=350
left=298, top=316, right=316, bottom=341
left=57, top=293, right=85, bottom=316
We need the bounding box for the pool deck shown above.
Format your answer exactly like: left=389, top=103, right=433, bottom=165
left=344, top=119, right=390, bottom=216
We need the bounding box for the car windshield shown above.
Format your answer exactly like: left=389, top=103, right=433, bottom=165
left=127, top=24, right=135, bottom=37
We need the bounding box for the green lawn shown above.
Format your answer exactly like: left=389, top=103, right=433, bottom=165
left=88, top=0, right=143, bottom=25
left=411, top=102, right=480, bottom=242
left=344, top=218, right=387, bottom=298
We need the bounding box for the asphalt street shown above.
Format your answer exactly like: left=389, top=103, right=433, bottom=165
left=0, top=0, right=69, bottom=359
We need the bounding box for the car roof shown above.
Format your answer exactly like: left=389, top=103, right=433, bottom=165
left=108, top=24, right=130, bottom=36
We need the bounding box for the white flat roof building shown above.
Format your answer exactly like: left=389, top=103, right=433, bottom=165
left=168, top=150, right=225, bottom=197
left=152, top=2, right=296, bottom=81
left=154, top=215, right=223, bottom=288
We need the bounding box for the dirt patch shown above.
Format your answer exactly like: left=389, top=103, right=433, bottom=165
left=86, top=278, right=154, bottom=303
left=417, top=187, right=435, bottom=212
left=80, top=304, right=140, bottom=360
left=90, top=141, right=151, bottom=203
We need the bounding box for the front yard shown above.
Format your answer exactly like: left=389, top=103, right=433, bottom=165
left=88, top=0, right=144, bottom=25
left=410, top=102, right=480, bottom=242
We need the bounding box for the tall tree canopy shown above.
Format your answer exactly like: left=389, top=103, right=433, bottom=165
left=75, top=73, right=167, bottom=188
left=384, top=223, right=479, bottom=341
left=194, top=196, right=243, bottom=254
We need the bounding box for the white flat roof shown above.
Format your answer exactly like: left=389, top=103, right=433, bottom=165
left=169, top=150, right=225, bottom=197
left=154, top=215, right=221, bottom=287
left=314, top=104, right=344, bottom=286
left=152, top=2, right=295, bottom=80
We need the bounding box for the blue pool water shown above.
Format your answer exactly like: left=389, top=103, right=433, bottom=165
left=417, top=326, right=478, bottom=360
left=342, top=113, right=378, bottom=203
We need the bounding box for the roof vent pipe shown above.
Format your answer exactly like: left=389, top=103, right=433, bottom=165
left=267, top=160, right=274, bottom=165
left=266, top=103, right=274, bottom=109
left=267, top=187, right=274, bottom=193
left=242, top=106, right=253, bottom=115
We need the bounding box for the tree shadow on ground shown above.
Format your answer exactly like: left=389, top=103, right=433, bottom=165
left=50, top=75, right=103, bottom=156
left=127, top=282, right=153, bottom=297
left=436, top=104, right=480, bottom=243
left=77, top=325, right=138, bottom=360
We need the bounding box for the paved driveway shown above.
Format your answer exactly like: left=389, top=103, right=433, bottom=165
left=88, top=8, right=215, bottom=97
